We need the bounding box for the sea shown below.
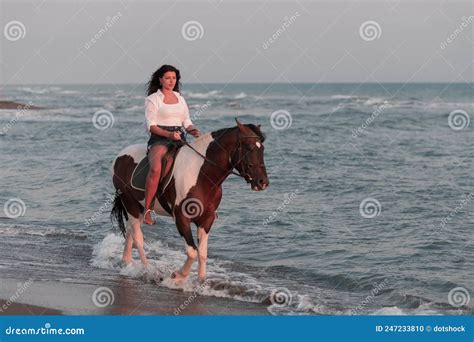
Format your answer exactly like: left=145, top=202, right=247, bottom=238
left=0, top=82, right=472, bottom=315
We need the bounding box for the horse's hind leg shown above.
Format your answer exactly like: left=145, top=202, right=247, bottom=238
left=130, top=217, right=148, bottom=267
left=122, top=229, right=133, bottom=265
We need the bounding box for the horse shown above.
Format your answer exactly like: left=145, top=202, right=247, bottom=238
left=110, top=119, right=269, bottom=282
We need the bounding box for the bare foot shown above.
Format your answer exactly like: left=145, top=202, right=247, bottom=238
left=122, top=258, right=132, bottom=267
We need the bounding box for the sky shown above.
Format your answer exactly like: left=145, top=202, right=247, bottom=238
left=0, top=0, right=473, bottom=85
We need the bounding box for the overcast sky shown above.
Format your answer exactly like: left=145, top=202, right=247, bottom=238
left=1, top=0, right=472, bottom=85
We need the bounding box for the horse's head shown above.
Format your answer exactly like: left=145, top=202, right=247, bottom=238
left=234, top=119, right=269, bottom=191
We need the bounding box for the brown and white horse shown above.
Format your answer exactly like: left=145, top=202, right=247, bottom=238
left=110, top=119, right=269, bottom=282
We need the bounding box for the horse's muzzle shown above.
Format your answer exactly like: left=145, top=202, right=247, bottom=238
left=251, top=177, right=269, bottom=191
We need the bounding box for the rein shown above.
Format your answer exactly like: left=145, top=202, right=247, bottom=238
left=182, top=140, right=244, bottom=179
left=181, top=132, right=262, bottom=181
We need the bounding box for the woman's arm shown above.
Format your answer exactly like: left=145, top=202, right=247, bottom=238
left=181, top=96, right=201, bottom=137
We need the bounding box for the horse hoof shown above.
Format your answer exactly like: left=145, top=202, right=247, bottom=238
left=171, top=271, right=187, bottom=281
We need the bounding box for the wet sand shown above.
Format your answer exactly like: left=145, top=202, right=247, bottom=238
left=0, top=299, right=63, bottom=315
left=0, top=278, right=269, bottom=316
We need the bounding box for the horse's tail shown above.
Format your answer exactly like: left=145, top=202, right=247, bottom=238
left=110, top=190, right=128, bottom=238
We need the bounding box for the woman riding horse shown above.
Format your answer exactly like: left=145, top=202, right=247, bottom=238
left=143, top=64, right=201, bottom=225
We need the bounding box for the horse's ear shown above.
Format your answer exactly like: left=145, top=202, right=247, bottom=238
left=235, top=118, right=245, bottom=132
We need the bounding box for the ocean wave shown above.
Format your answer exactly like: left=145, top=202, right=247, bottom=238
left=123, top=105, right=143, bottom=112
left=16, top=86, right=57, bottom=94
left=234, top=92, right=247, bottom=99
left=184, top=90, right=222, bottom=99
left=90, top=233, right=322, bottom=315
left=0, top=222, right=88, bottom=239
left=331, top=94, right=359, bottom=100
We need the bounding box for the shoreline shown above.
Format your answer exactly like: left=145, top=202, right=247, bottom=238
left=0, top=277, right=270, bottom=316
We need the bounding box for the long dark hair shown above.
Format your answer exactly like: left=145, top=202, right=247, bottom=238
left=146, top=64, right=181, bottom=96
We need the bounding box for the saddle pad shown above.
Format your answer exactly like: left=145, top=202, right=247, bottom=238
left=130, top=156, right=149, bottom=191
left=130, top=154, right=177, bottom=193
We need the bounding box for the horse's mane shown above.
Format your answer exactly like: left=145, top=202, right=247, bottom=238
left=211, top=124, right=266, bottom=142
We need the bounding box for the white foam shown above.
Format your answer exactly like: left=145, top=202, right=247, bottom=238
left=364, top=97, right=386, bottom=106
left=0, top=223, right=87, bottom=238
left=234, top=92, right=247, bottom=99
left=331, top=94, right=358, bottom=100
left=373, top=306, right=406, bottom=315
left=90, top=233, right=317, bottom=312
left=124, top=105, right=143, bottom=112
left=184, top=90, right=222, bottom=99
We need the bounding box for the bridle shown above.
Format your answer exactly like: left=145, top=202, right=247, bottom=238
left=182, top=131, right=264, bottom=183
left=234, top=132, right=266, bottom=183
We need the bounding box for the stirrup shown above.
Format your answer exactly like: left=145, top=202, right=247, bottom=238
left=143, top=208, right=156, bottom=225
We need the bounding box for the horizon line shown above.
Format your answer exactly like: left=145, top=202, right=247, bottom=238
left=2, top=81, right=472, bottom=86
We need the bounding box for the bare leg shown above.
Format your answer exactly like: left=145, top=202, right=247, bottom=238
left=197, top=227, right=209, bottom=282
left=144, top=145, right=167, bottom=224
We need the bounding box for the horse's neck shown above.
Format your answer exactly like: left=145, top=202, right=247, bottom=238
left=205, top=130, right=238, bottom=185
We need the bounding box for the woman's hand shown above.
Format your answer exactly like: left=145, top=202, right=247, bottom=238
left=186, top=126, right=201, bottom=138
left=190, top=129, right=201, bottom=138
left=169, top=131, right=182, bottom=141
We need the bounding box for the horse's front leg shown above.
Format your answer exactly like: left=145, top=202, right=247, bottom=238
left=172, top=217, right=197, bottom=282
left=197, top=227, right=209, bottom=282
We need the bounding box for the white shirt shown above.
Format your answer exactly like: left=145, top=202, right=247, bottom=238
left=144, top=89, right=193, bottom=132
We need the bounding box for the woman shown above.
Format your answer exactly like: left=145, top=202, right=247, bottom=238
left=143, top=65, right=200, bottom=225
